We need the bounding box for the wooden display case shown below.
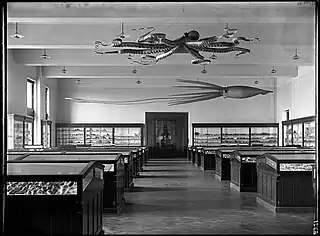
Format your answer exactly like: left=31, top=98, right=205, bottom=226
left=56, top=147, right=137, bottom=190
left=200, top=147, right=220, bottom=171
left=192, top=123, right=279, bottom=147
left=229, top=147, right=310, bottom=192
left=56, top=123, right=144, bottom=148
left=194, top=147, right=202, bottom=167
left=191, top=147, right=197, bottom=164
left=256, top=151, right=316, bottom=213
left=141, top=147, right=149, bottom=165
left=7, top=114, right=34, bottom=149
left=187, top=146, right=192, bottom=162
left=282, top=116, right=315, bottom=148
left=5, top=161, right=104, bottom=235
left=41, top=120, right=52, bottom=148
left=215, top=147, right=236, bottom=181
left=12, top=152, right=126, bottom=214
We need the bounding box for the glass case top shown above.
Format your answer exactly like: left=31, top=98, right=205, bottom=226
left=238, top=150, right=268, bottom=156
left=24, top=154, right=119, bottom=161
left=268, top=153, right=315, bottom=161
left=8, top=163, right=88, bottom=175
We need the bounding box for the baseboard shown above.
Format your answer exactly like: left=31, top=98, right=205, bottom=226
left=215, top=173, right=222, bottom=181
left=230, top=182, right=240, bottom=192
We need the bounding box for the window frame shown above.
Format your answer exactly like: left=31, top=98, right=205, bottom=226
left=45, top=86, right=50, bottom=120
left=27, top=78, right=35, bottom=117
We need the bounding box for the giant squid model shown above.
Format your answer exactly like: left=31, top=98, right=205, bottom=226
left=94, top=24, right=260, bottom=65
left=65, top=79, right=272, bottom=106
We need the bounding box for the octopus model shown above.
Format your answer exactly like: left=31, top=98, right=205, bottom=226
left=94, top=25, right=260, bottom=65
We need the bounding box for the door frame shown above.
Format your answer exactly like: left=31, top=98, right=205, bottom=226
left=145, top=112, right=188, bottom=158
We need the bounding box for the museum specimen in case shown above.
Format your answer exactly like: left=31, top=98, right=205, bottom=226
left=193, top=123, right=279, bottom=147
left=282, top=116, right=315, bottom=148
left=5, top=161, right=104, bottom=235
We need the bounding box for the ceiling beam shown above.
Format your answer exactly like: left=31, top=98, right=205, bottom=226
left=42, top=64, right=298, bottom=78
left=7, top=2, right=314, bottom=23
left=11, top=46, right=315, bottom=66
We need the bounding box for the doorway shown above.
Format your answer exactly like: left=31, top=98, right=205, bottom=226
left=145, top=112, right=188, bottom=159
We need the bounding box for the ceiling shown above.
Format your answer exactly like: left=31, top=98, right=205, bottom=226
left=6, top=2, right=316, bottom=86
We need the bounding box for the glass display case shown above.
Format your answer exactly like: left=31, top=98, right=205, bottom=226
left=256, top=151, right=316, bottom=213
left=41, top=120, right=52, bottom=148
left=11, top=152, right=126, bottom=214
left=251, top=127, right=278, bottom=146
left=114, top=127, right=142, bottom=146
left=222, top=127, right=250, bottom=146
left=56, top=123, right=144, bottom=147
left=292, top=123, right=303, bottom=146
left=192, top=123, right=279, bottom=147
left=56, top=126, right=85, bottom=146
left=24, top=117, right=34, bottom=146
left=282, top=116, right=315, bottom=148
left=283, top=124, right=292, bottom=146
left=7, top=114, right=34, bottom=149
left=85, top=127, right=113, bottom=146
left=5, top=161, right=104, bottom=235
left=193, top=127, right=221, bottom=146
left=304, top=120, right=316, bottom=148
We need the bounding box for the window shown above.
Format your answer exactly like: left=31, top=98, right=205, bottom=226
left=27, top=79, right=35, bottom=117
left=45, top=86, right=50, bottom=119
left=285, top=109, right=290, bottom=121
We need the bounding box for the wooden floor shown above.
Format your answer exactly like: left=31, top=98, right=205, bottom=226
left=103, top=158, right=314, bottom=234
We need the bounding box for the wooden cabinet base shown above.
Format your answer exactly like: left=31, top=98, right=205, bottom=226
left=256, top=196, right=315, bottom=213
left=124, top=182, right=135, bottom=192
left=103, top=197, right=125, bottom=214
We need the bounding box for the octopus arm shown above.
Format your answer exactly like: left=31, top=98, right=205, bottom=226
left=155, top=45, right=181, bottom=62
left=183, top=45, right=205, bottom=60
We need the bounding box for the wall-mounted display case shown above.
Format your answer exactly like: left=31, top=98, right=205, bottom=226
left=56, top=123, right=144, bottom=147
left=11, top=152, right=126, bottom=214
left=41, top=120, right=52, bottom=148
left=256, top=151, right=316, bottom=213
left=193, top=123, right=279, bottom=147
left=7, top=114, right=34, bottom=149
left=282, top=116, right=315, bottom=148
left=5, top=161, right=104, bottom=235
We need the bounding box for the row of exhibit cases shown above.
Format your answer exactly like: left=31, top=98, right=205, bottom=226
left=56, top=123, right=144, bottom=147
left=282, top=116, right=315, bottom=148
left=190, top=146, right=316, bottom=172
left=193, top=123, right=279, bottom=146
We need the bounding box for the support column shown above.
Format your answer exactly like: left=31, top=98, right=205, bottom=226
left=34, top=66, right=44, bottom=145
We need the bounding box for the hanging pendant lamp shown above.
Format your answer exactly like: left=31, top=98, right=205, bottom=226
left=10, top=23, right=24, bottom=39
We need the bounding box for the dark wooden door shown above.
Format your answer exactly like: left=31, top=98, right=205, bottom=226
left=145, top=112, right=188, bottom=158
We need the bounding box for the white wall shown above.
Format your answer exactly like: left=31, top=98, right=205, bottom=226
left=57, top=77, right=277, bottom=145
left=276, top=66, right=316, bottom=145
left=7, top=50, right=36, bottom=115
left=7, top=50, right=58, bottom=146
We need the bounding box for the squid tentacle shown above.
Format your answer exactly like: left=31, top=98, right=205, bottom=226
left=168, top=93, right=223, bottom=106
left=176, top=79, right=224, bottom=90
left=173, top=85, right=220, bottom=90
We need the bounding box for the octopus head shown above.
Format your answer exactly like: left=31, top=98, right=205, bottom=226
left=187, top=30, right=200, bottom=40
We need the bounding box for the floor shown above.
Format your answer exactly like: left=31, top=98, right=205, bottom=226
left=103, top=158, right=314, bottom=234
